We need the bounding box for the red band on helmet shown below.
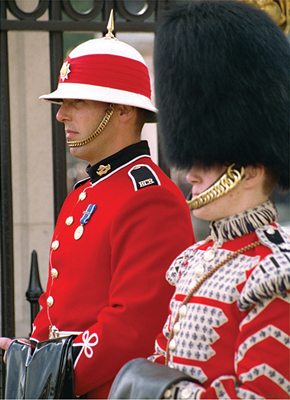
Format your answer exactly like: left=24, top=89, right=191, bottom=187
left=59, top=54, right=151, bottom=99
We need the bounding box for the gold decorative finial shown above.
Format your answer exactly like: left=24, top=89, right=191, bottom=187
left=105, top=9, right=115, bottom=38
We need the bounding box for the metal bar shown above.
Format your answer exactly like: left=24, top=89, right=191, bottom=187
left=0, top=5, right=15, bottom=341
left=157, top=131, right=171, bottom=178
left=0, top=20, right=159, bottom=32
left=0, top=3, right=15, bottom=397
left=49, top=1, right=67, bottom=223
left=26, top=251, right=43, bottom=334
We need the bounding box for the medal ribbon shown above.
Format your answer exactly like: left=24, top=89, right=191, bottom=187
left=81, top=204, right=97, bottom=225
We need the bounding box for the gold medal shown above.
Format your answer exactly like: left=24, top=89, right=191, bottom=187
left=74, top=225, right=84, bottom=240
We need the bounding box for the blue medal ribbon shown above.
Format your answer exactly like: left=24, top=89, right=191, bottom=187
left=80, top=204, right=97, bottom=225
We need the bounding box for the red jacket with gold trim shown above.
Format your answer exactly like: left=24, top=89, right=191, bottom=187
left=30, top=141, right=195, bottom=398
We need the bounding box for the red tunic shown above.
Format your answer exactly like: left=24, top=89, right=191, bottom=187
left=150, top=201, right=290, bottom=398
left=30, top=141, right=195, bottom=398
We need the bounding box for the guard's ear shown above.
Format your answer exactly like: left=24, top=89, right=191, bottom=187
left=243, top=164, right=266, bottom=189
left=118, top=105, right=136, bottom=122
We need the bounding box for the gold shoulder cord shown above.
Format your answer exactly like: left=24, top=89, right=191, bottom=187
left=186, top=164, right=245, bottom=210
left=67, top=104, right=115, bottom=148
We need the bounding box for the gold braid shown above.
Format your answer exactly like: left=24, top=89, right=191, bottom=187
left=187, top=164, right=245, bottom=210
left=67, top=104, right=115, bottom=148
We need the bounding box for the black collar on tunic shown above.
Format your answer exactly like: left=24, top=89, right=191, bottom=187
left=74, top=141, right=151, bottom=188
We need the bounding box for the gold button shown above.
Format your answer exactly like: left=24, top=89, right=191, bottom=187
left=173, top=322, right=180, bottom=334
left=51, top=240, right=59, bottom=250
left=66, top=216, right=74, bottom=226
left=204, top=249, right=215, bottom=261
left=79, top=192, right=87, bottom=201
left=47, top=296, right=54, bottom=307
left=169, top=339, right=176, bottom=351
left=179, top=305, right=187, bottom=317
left=51, top=268, right=59, bottom=279
left=164, top=389, right=172, bottom=399
left=181, top=388, right=192, bottom=399
left=266, top=227, right=275, bottom=235
left=195, top=264, right=204, bottom=277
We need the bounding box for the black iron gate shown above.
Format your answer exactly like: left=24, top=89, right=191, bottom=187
left=0, top=1, right=173, bottom=396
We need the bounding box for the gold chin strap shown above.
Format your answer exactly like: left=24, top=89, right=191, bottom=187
left=67, top=104, right=115, bottom=148
left=186, top=164, right=245, bottom=210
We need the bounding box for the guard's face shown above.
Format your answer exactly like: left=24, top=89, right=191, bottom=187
left=186, top=163, right=242, bottom=221
left=56, top=99, right=114, bottom=164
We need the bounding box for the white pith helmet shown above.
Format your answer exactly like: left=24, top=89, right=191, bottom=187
left=39, top=11, right=157, bottom=123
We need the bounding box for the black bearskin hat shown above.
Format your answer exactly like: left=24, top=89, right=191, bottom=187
left=154, top=0, right=290, bottom=189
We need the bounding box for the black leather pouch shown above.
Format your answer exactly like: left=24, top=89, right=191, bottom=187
left=108, top=358, right=195, bottom=399
left=5, top=336, right=75, bottom=399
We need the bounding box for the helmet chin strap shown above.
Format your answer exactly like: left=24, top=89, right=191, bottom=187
left=186, top=164, right=245, bottom=210
left=67, top=104, right=115, bottom=148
